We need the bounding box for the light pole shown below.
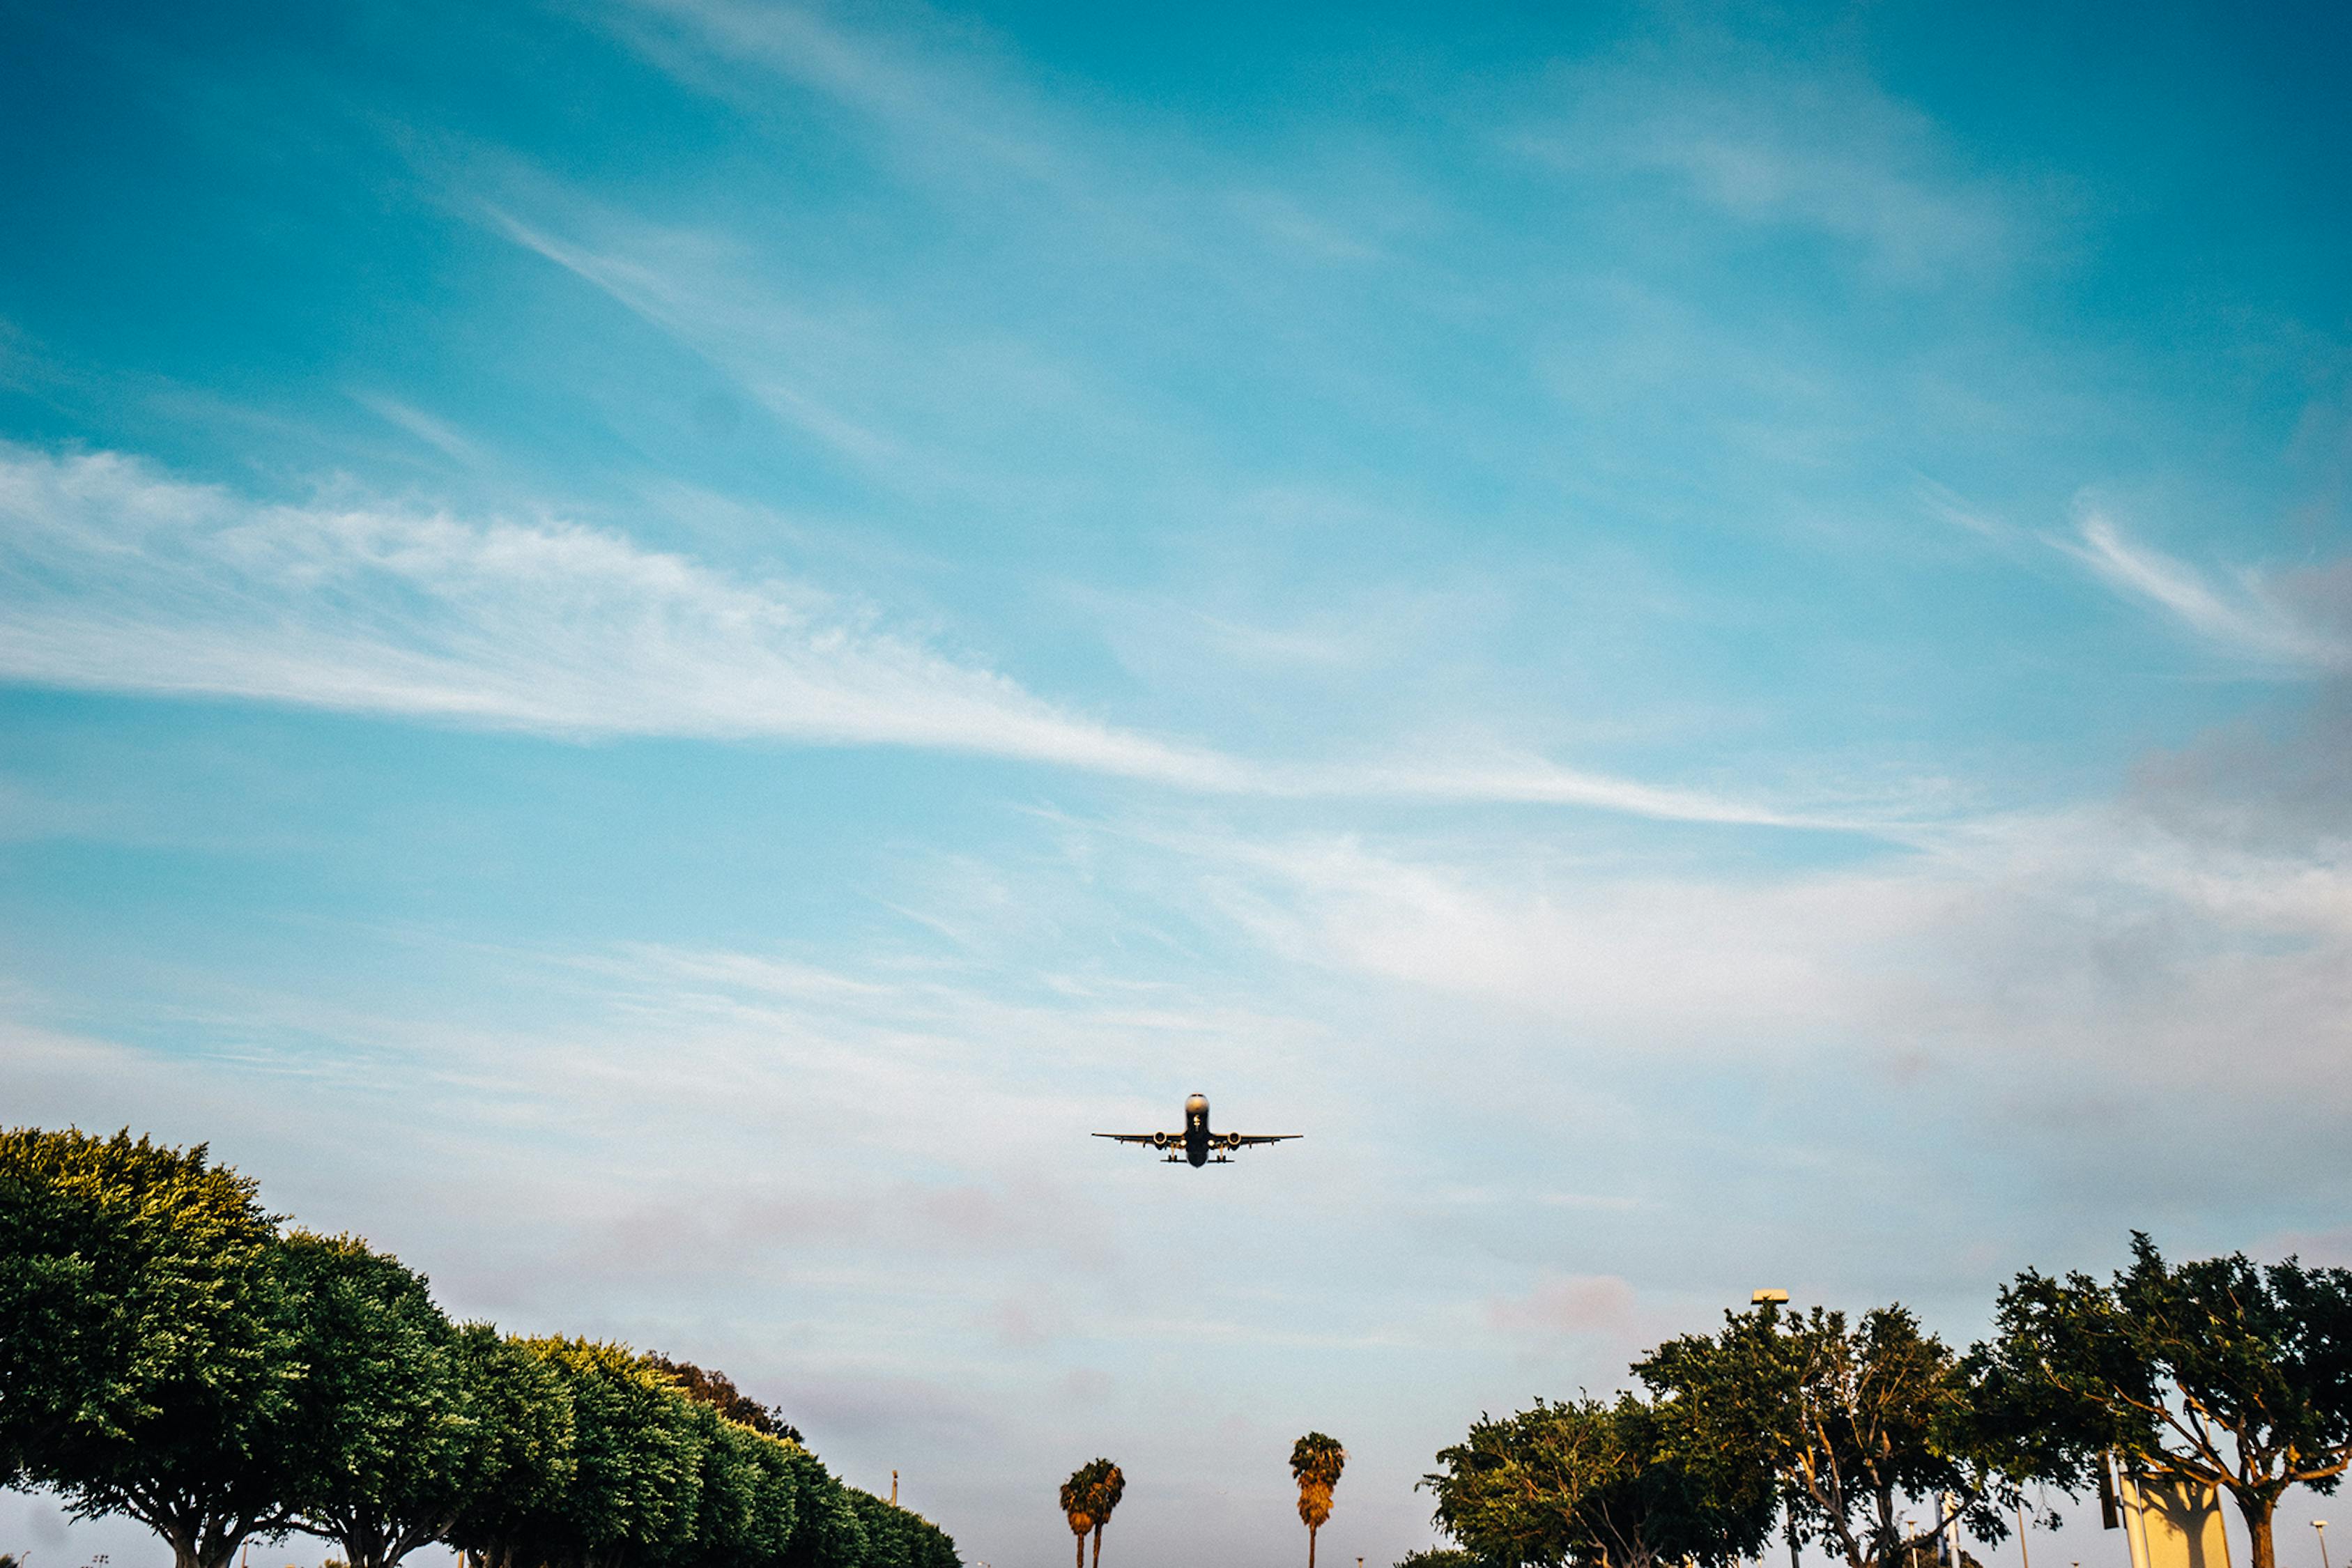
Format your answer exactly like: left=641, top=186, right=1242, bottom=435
left=1751, top=1291, right=1795, bottom=1568
left=2314, top=1520, right=2330, bottom=1568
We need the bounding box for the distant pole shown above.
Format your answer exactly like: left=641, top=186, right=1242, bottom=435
left=2015, top=1501, right=2030, bottom=1568
left=892, top=1470, right=899, bottom=1505
left=2314, top=1521, right=2330, bottom=1568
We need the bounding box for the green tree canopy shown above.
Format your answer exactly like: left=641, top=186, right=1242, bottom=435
left=645, top=1353, right=801, bottom=1445
left=512, top=1337, right=707, bottom=1568
left=656, top=1399, right=786, bottom=1568
left=445, top=1326, right=580, bottom=1568
left=0, top=1128, right=309, bottom=1568
left=1397, top=1548, right=1500, bottom=1568
left=783, top=1449, right=874, bottom=1568
left=1969, top=1233, right=2352, bottom=1568
left=843, top=1486, right=955, bottom=1568
left=1636, top=1303, right=2022, bottom=1568
left=280, top=1231, right=480, bottom=1568
left=1425, top=1394, right=1776, bottom=1568
left=1, top=1127, right=943, bottom=1568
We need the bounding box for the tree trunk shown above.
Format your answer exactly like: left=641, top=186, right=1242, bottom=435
left=1075, top=1530, right=1086, bottom=1568
left=1093, top=1524, right=1104, bottom=1568
left=1309, top=1522, right=1319, bottom=1568
left=194, top=1531, right=243, bottom=1568
left=160, top=1516, right=244, bottom=1568
left=2235, top=1491, right=2277, bottom=1568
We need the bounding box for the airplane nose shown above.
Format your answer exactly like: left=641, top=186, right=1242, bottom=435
left=1185, top=1093, right=1208, bottom=1112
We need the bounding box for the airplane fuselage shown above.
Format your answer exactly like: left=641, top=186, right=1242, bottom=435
left=1183, top=1092, right=1210, bottom=1166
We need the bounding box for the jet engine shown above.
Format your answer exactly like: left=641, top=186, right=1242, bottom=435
left=1152, top=1130, right=1170, bottom=1148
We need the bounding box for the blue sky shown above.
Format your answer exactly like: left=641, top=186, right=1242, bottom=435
left=5, top=2, right=2352, bottom=1565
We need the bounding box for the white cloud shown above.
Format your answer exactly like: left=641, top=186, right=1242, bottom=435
left=1190, top=806, right=2352, bottom=1091
left=2062, top=510, right=2351, bottom=670
left=0, top=443, right=1238, bottom=781
left=0, top=444, right=1852, bottom=827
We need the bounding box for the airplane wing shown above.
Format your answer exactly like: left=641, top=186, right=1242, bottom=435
left=1224, top=1133, right=1301, bottom=1146
left=1092, top=1132, right=1172, bottom=1145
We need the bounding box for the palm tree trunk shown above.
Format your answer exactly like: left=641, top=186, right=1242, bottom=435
left=1093, top=1524, right=1104, bottom=1568
left=1075, top=1531, right=1086, bottom=1568
left=1309, top=1522, right=1319, bottom=1568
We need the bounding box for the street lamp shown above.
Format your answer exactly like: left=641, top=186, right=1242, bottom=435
left=2313, top=1520, right=2330, bottom=1568
left=1748, top=1292, right=1797, bottom=1568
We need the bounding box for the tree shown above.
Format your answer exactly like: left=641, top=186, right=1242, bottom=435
left=1969, top=1233, right=2352, bottom=1568
left=0, top=1128, right=311, bottom=1568
left=726, top=1431, right=804, bottom=1568
left=779, top=1450, right=870, bottom=1568
left=1292, top=1433, right=1348, bottom=1568
left=1059, top=1465, right=1097, bottom=1568
left=645, top=1353, right=802, bottom=1445
left=1424, top=1394, right=1776, bottom=1568
left=279, top=1231, right=479, bottom=1568
left=445, top=1327, right=579, bottom=1568
left=662, top=1400, right=771, bottom=1568
left=1084, top=1459, right=1124, bottom=1568
left=509, top=1337, right=707, bottom=1568
left=1636, top=1302, right=2022, bottom=1568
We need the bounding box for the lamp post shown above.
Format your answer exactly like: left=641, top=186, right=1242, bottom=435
left=1751, top=1291, right=1795, bottom=1568
left=2314, top=1520, right=2330, bottom=1568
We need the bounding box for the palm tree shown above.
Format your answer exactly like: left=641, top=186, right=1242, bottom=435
left=1086, top=1460, right=1125, bottom=1568
left=1059, top=1465, right=1098, bottom=1568
left=1290, top=1432, right=1347, bottom=1568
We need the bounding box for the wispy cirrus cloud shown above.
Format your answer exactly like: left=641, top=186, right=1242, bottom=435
left=0, top=443, right=1245, bottom=785
left=1512, top=56, right=2015, bottom=286
left=604, top=0, right=1068, bottom=182
left=0, top=444, right=1851, bottom=828
left=2062, top=509, right=2351, bottom=671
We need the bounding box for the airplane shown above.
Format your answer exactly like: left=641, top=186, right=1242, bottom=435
left=1093, top=1093, right=1301, bottom=1167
